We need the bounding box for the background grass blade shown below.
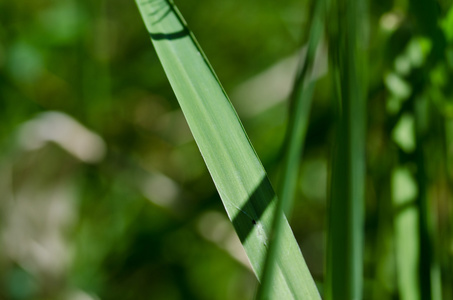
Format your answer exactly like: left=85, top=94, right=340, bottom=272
left=326, top=0, right=367, bottom=298
left=257, top=0, right=326, bottom=298
left=134, top=0, right=321, bottom=298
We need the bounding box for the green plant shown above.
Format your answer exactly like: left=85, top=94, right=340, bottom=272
left=135, top=0, right=320, bottom=298
left=133, top=0, right=453, bottom=299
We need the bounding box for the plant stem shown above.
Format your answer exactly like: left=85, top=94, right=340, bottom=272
left=256, top=0, right=325, bottom=298
left=325, top=0, right=367, bottom=298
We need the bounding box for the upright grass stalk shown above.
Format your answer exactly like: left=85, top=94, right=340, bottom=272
left=445, top=119, right=453, bottom=300
left=325, top=0, right=367, bottom=298
left=134, top=0, right=320, bottom=298
left=410, top=1, right=446, bottom=296
left=394, top=0, right=447, bottom=293
left=257, top=0, right=325, bottom=298
left=414, top=96, right=434, bottom=300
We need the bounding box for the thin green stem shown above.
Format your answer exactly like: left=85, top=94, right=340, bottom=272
left=326, top=0, right=367, bottom=298
left=257, top=0, right=325, bottom=298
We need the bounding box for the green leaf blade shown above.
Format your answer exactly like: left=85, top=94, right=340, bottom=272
left=135, top=1, right=320, bottom=299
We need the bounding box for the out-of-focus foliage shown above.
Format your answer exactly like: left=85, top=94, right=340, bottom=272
left=0, top=1, right=311, bottom=299
left=0, top=0, right=452, bottom=299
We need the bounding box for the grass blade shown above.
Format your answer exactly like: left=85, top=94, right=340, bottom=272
left=134, top=0, right=321, bottom=298
left=326, top=0, right=367, bottom=298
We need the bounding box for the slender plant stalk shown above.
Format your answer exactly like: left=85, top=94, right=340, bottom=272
left=257, top=0, right=325, bottom=298
left=326, top=0, right=367, bottom=298
left=134, top=0, right=320, bottom=298
left=445, top=119, right=453, bottom=300
left=414, top=97, right=432, bottom=300
left=410, top=0, right=446, bottom=295
left=414, top=95, right=445, bottom=300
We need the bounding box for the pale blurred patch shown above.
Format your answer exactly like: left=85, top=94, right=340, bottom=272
left=0, top=155, right=78, bottom=296
left=391, top=166, right=420, bottom=300
left=392, top=167, right=418, bottom=204
left=0, top=111, right=108, bottom=297
left=65, top=289, right=100, bottom=300
left=231, top=41, right=328, bottom=118
left=392, top=113, right=416, bottom=153
left=18, top=111, right=106, bottom=163
left=197, top=211, right=252, bottom=271
left=379, top=12, right=403, bottom=32
left=141, top=172, right=181, bottom=210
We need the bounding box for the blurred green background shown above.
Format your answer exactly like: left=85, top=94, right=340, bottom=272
left=0, top=0, right=452, bottom=299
